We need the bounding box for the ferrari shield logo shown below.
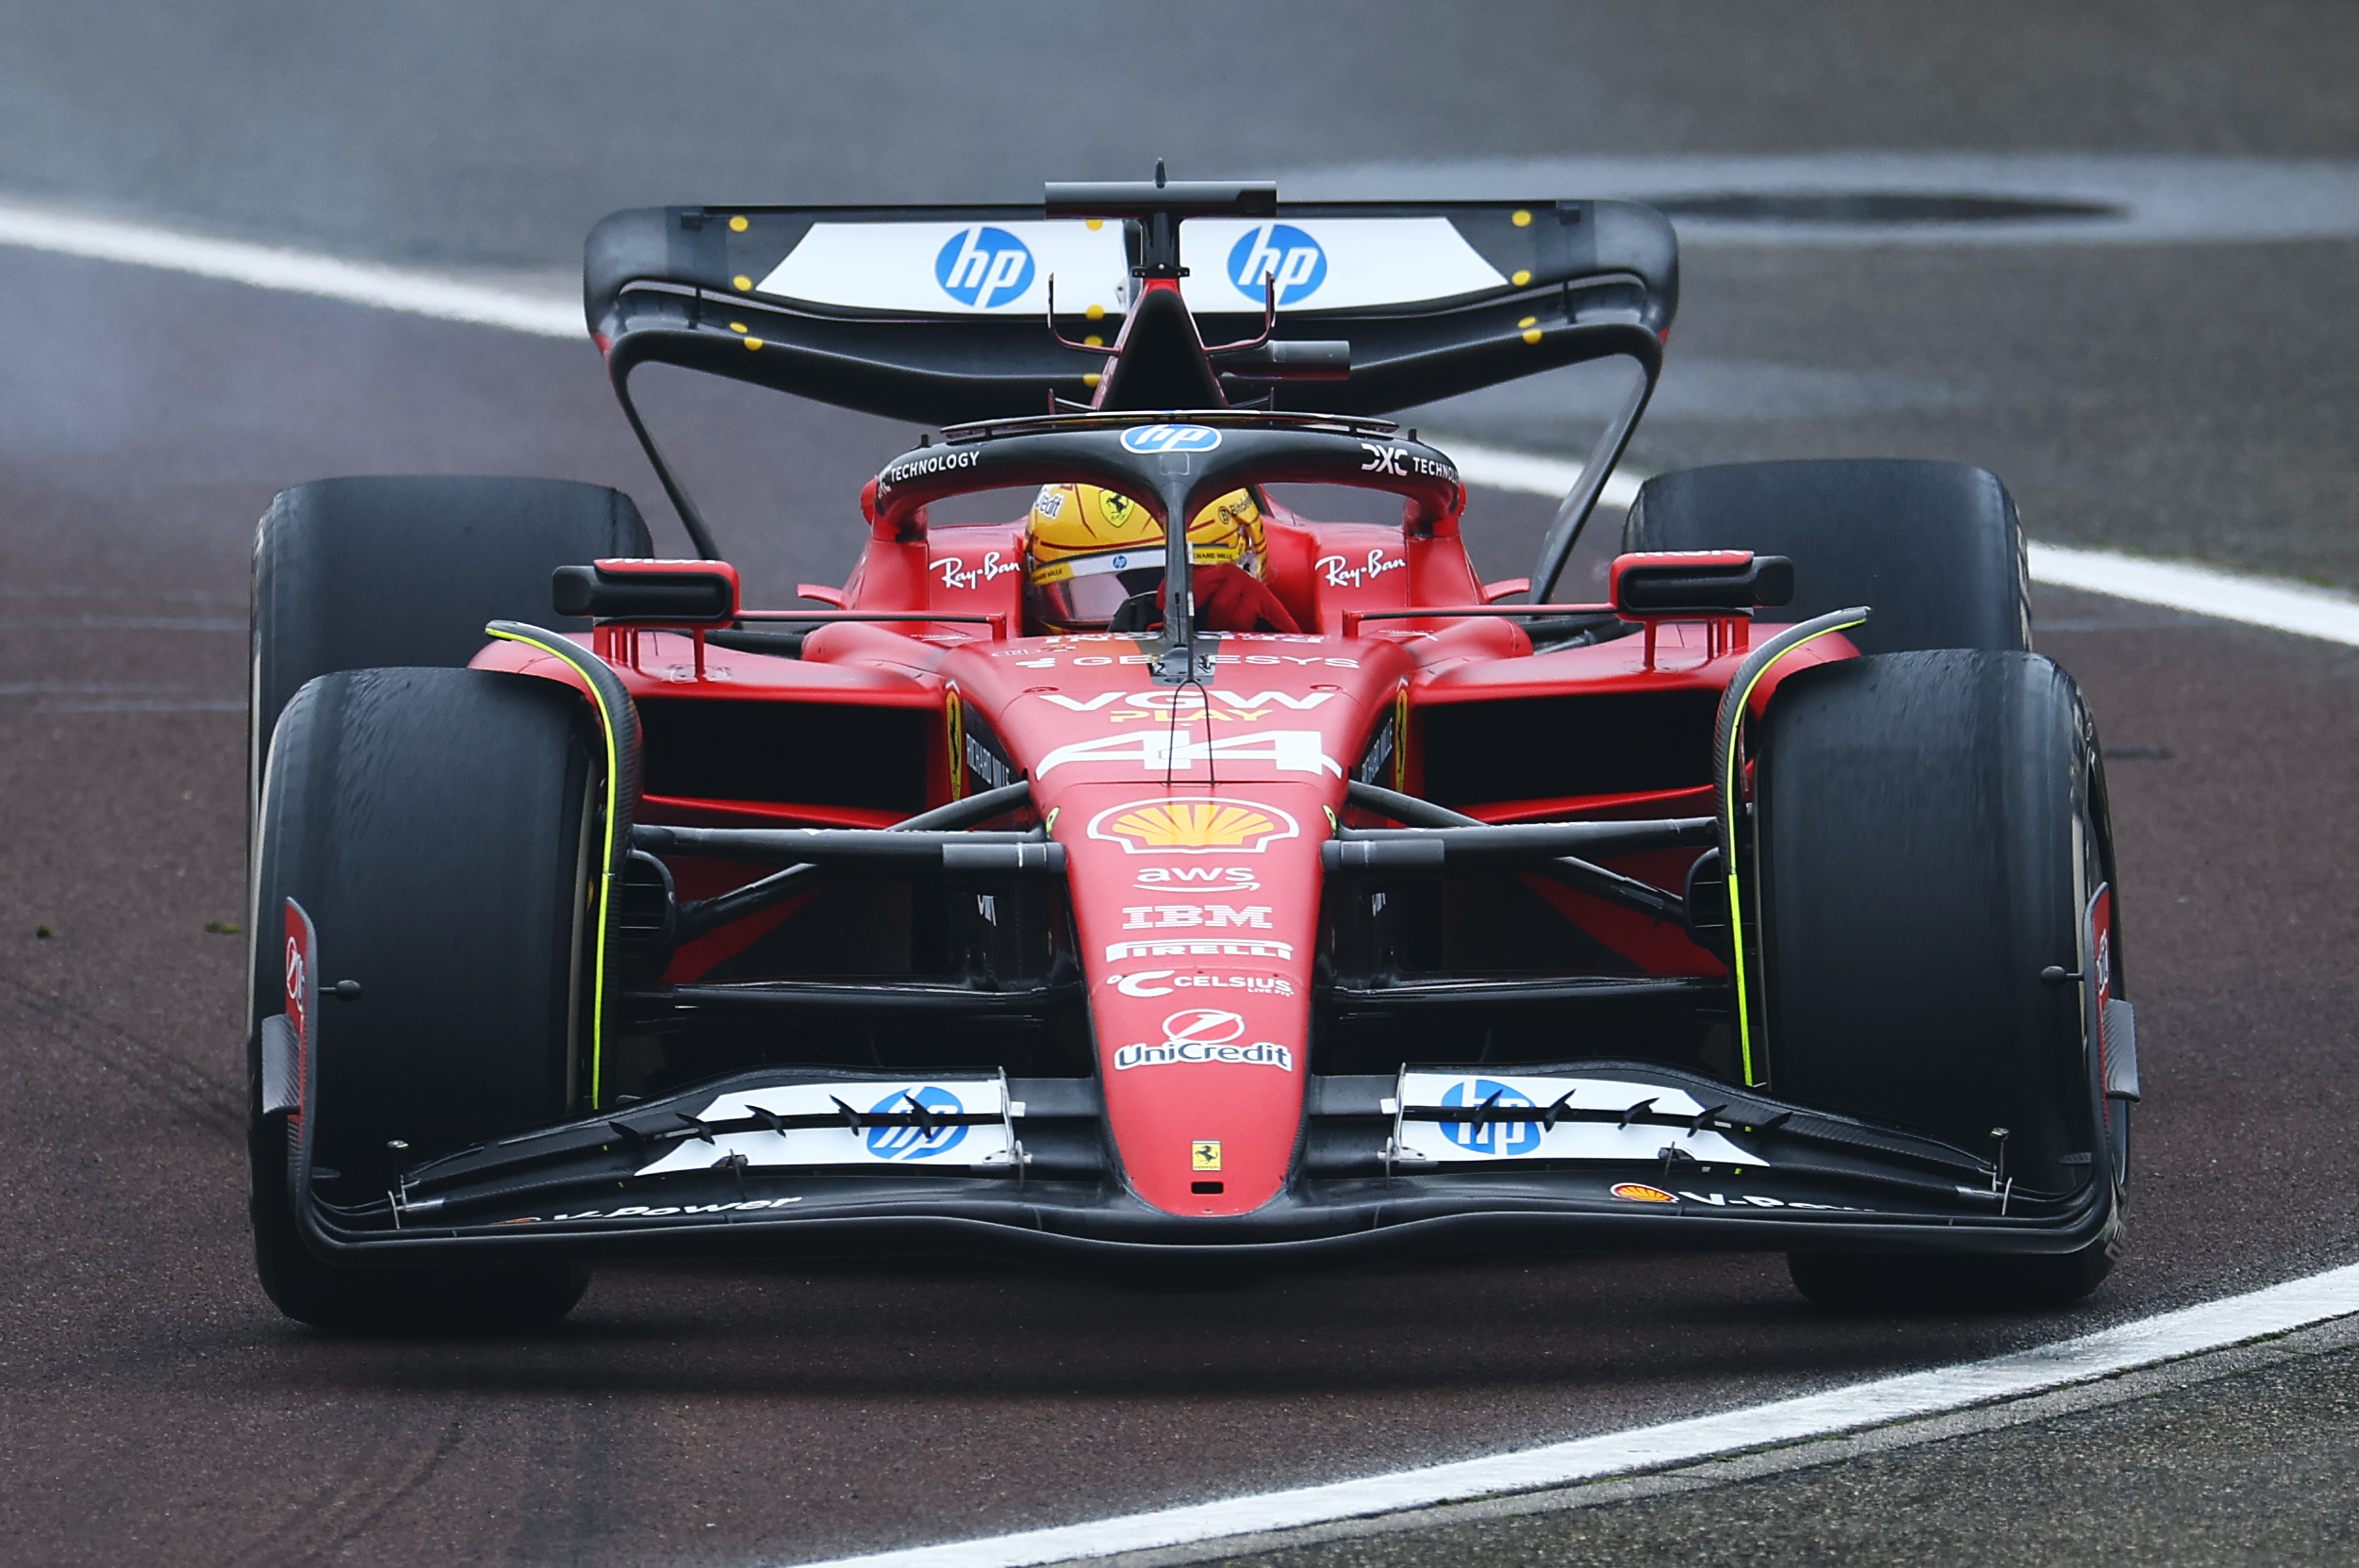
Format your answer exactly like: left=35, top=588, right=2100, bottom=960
left=1191, top=1140, right=1223, bottom=1172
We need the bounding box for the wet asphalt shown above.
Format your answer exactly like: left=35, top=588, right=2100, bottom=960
left=1198, top=1334, right=2359, bottom=1568
left=2, top=5, right=2357, bottom=1565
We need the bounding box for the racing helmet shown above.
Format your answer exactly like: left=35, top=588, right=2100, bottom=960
left=1025, top=485, right=1265, bottom=630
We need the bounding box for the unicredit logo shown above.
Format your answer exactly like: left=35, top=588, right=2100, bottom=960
left=1113, top=1039, right=1295, bottom=1071
left=1112, top=1005, right=1294, bottom=1069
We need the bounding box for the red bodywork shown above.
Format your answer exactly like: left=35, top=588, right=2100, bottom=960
left=477, top=489, right=1853, bottom=1218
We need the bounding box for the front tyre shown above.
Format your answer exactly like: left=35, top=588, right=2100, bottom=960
left=249, top=667, right=597, bottom=1331
left=1754, top=650, right=2125, bottom=1311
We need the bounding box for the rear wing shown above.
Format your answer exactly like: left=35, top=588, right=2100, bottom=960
left=586, top=198, right=1677, bottom=426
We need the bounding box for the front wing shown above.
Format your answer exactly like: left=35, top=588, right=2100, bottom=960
left=271, top=1038, right=2115, bottom=1269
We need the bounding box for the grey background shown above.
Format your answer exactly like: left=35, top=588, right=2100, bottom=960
left=4, top=2, right=2355, bottom=267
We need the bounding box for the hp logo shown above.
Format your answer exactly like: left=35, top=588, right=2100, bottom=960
left=1228, top=223, right=1327, bottom=306
left=1119, top=424, right=1223, bottom=454
left=934, top=226, right=1035, bottom=309
left=1440, top=1078, right=1542, bottom=1157
left=864, top=1084, right=970, bottom=1161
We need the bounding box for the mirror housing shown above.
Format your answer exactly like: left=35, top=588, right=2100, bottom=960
left=553, top=558, right=740, bottom=623
left=1610, top=551, right=1793, bottom=615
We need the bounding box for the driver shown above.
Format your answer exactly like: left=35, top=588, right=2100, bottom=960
left=1024, top=484, right=1300, bottom=635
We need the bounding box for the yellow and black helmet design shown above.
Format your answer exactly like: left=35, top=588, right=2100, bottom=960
left=1024, top=485, right=1264, bottom=629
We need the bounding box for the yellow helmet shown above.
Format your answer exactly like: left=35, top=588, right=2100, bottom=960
left=1025, top=485, right=1264, bottom=629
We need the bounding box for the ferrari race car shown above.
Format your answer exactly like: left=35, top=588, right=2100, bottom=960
left=245, top=176, right=2138, bottom=1330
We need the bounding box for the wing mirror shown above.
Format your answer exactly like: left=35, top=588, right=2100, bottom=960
left=553, top=558, right=740, bottom=623
left=1610, top=551, right=1793, bottom=615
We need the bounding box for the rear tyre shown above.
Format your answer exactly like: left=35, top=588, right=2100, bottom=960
left=249, top=667, right=598, bottom=1331
left=251, top=475, right=651, bottom=810
left=1754, top=650, right=2122, bottom=1311
left=1623, top=458, right=2032, bottom=654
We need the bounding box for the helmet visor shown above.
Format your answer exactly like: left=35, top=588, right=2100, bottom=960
left=1030, top=550, right=1166, bottom=628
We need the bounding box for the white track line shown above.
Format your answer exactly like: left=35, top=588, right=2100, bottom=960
left=2021, top=543, right=2359, bottom=647
left=778, top=1263, right=2359, bottom=1568
left=0, top=196, right=578, bottom=338
left=1431, top=439, right=1648, bottom=512
left=1443, top=440, right=2359, bottom=648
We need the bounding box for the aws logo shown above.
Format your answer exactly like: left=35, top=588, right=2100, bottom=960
left=1132, top=865, right=1261, bottom=893
left=934, top=225, right=1035, bottom=308
left=1228, top=223, right=1327, bottom=305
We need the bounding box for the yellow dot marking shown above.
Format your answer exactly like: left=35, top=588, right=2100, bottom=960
left=1523, top=327, right=1543, bottom=344
left=728, top=215, right=749, bottom=232
left=1511, top=269, right=1532, bottom=286
left=1082, top=372, right=1102, bottom=388
left=1511, top=208, right=1532, bottom=227
left=1518, top=316, right=1539, bottom=328
left=743, top=337, right=763, bottom=351
left=1085, top=303, right=1105, bottom=321
left=729, top=322, right=748, bottom=334
left=1083, top=334, right=1102, bottom=348
left=733, top=274, right=752, bottom=291
left=1086, top=219, right=1103, bottom=230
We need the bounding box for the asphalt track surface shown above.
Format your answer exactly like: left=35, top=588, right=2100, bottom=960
left=1195, top=1326, right=2359, bottom=1568
left=4, top=5, right=2359, bottom=1565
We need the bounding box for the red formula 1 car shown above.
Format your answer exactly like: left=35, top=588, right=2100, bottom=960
left=245, top=178, right=2136, bottom=1330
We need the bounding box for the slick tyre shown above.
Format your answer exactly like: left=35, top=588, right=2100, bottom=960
left=1623, top=459, right=2032, bottom=654
left=248, top=667, right=598, bottom=1332
left=1753, top=650, right=2125, bottom=1311
left=250, top=475, right=650, bottom=815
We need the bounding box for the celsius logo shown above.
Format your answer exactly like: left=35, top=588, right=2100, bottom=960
left=1113, top=969, right=1297, bottom=999
left=1441, top=1078, right=1543, bottom=1157
left=1120, top=423, right=1223, bottom=454
left=934, top=225, right=1035, bottom=308
left=864, top=1084, right=970, bottom=1161
left=1228, top=223, right=1327, bottom=305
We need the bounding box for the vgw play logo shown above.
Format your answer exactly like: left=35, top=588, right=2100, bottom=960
left=934, top=225, right=1035, bottom=308
left=1228, top=223, right=1327, bottom=306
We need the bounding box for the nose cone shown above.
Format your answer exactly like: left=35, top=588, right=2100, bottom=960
left=1060, top=786, right=1320, bottom=1214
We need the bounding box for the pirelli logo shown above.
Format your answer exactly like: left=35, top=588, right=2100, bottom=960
left=1105, top=938, right=1294, bottom=963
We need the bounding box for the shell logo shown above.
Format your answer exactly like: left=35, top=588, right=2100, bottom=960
left=1610, top=1182, right=1677, bottom=1204
left=1087, top=797, right=1301, bottom=855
